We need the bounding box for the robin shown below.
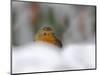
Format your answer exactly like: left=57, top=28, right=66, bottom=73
left=34, top=26, right=62, bottom=48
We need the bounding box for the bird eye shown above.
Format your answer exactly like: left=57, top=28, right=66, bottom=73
left=43, top=32, right=46, bottom=35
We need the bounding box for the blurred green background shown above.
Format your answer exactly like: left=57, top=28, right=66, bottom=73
left=12, top=1, right=96, bottom=46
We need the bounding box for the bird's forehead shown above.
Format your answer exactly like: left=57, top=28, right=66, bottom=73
left=41, top=30, right=52, bottom=33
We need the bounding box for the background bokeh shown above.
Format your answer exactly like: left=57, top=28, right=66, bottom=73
left=12, top=1, right=96, bottom=74
left=12, top=1, right=95, bottom=46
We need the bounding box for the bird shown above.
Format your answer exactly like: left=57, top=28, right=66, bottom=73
left=34, top=26, right=62, bottom=48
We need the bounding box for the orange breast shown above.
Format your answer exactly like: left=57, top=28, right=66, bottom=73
left=38, top=35, right=56, bottom=45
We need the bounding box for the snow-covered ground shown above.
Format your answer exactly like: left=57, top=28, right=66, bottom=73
left=12, top=42, right=95, bottom=73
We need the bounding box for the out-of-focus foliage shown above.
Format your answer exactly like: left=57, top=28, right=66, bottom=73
left=12, top=1, right=96, bottom=46
left=12, top=1, right=96, bottom=74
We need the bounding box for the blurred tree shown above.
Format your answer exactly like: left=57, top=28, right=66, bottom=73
left=30, top=3, right=41, bottom=33
left=47, top=7, right=64, bottom=40
left=63, top=15, right=70, bottom=30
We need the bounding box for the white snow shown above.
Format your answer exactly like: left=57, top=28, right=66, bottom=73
left=12, top=42, right=95, bottom=73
